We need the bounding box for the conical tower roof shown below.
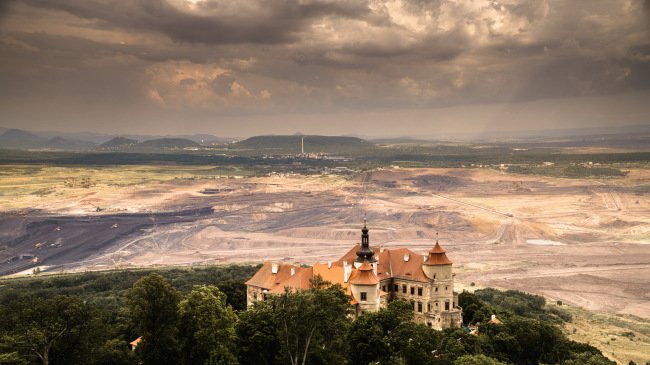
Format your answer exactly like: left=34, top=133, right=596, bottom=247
left=424, top=236, right=452, bottom=265
left=349, top=261, right=379, bottom=285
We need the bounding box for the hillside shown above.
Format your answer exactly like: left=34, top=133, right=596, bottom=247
left=97, top=137, right=139, bottom=150
left=0, top=129, right=96, bottom=149
left=0, top=129, right=46, bottom=147
left=232, top=135, right=374, bottom=154
left=137, top=138, right=201, bottom=149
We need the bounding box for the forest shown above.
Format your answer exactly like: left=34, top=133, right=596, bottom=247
left=0, top=265, right=628, bottom=365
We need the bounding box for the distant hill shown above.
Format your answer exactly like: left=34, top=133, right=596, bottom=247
left=0, top=129, right=46, bottom=147
left=0, top=129, right=95, bottom=149
left=98, top=137, right=139, bottom=150
left=45, top=136, right=95, bottom=149
left=232, top=135, right=374, bottom=154
left=137, top=138, right=201, bottom=149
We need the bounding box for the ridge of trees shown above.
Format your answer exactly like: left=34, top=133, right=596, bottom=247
left=0, top=266, right=630, bottom=365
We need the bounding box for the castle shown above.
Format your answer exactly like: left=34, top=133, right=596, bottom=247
left=245, top=223, right=463, bottom=330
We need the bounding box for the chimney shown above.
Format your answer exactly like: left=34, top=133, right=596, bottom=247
left=327, top=260, right=332, bottom=269
left=290, top=267, right=296, bottom=276
left=343, top=262, right=352, bottom=283
left=491, top=314, right=496, bottom=321
left=373, top=262, right=377, bottom=275
left=403, top=253, right=410, bottom=262
left=271, top=263, right=279, bottom=274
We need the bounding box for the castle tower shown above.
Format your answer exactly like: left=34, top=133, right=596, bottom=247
left=349, top=261, right=380, bottom=314
left=421, top=234, right=461, bottom=329
left=355, top=220, right=377, bottom=265
left=422, top=235, right=453, bottom=280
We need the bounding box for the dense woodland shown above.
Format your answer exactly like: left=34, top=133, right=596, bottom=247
left=0, top=265, right=632, bottom=365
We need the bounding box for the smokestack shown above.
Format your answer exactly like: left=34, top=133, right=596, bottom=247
left=301, top=136, right=304, bottom=154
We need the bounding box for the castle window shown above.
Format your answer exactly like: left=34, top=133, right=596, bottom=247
left=427, top=303, right=430, bottom=312
left=427, top=322, right=431, bottom=327
left=382, top=285, right=386, bottom=292
left=361, top=292, right=367, bottom=301
left=445, top=302, right=450, bottom=311
left=417, top=302, right=423, bottom=313
left=410, top=287, right=415, bottom=295
left=410, top=300, right=415, bottom=310
left=394, top=284, right=398, bottom=292
left=435, top=287, right=438, bottom=292
left=445, top=286, right=448, bottom=291
left=417, top=287, right=423, bottom=296
left=402, top=285, right=407, bottom=294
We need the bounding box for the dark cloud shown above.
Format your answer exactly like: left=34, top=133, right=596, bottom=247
left=0, top=0, right=649, bottom=136
left=20, top=0, right=371, bottom=45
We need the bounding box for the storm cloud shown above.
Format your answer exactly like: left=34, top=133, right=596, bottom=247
left=0, top=0, right=648, bottom=137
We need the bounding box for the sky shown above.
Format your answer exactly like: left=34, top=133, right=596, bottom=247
left=0, top=0, right=649, bottom=138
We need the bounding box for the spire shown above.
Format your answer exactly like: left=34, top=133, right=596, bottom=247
left=355, top=220, right=376, bottom=263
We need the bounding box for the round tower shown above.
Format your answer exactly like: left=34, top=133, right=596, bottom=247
left=349, top=260, right=380, bottom=313
left=422, top=237, right=453, bottom=281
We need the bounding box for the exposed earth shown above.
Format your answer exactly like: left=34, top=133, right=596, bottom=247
left=1, top=166, right=649, bottom=322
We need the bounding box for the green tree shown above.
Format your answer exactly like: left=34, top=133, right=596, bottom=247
left=453, top=354, right=507, bottom=365
left=4, top=296, right=96, bottom=365
left=274, top=282, right=351, bottom=365
left=236, top=300, right=280, bottom=365
left=561, top=352, right=616, bottom=365
left=91, top=339, right=138, bottom=365
left=347, top=300, right=414, bottom=365
left=127, top=273, right=181, bottom=365
left=178, top=285, right=238, bottom=365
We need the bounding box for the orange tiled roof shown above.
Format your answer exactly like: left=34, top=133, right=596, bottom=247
left=382, top=247, right=430, bottom=282
left=313, top=262, right=347, bottom=287
left=338, top=244, right=431, bottom=283
left=269, top=266, right=313, bottom=293
left=424, top=241, right=452, bottom=265
left=130, top=336, right=142, bottom=348
left=348, top=261, right=379, bottom=285
left=247, top=240, right=455, bottom=303
left=245, top=262, right=299, bottom=289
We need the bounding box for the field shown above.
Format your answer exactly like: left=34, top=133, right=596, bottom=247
left=1, top=163, right=649, bottom=363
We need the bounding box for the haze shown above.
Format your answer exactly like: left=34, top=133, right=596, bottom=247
left=1, top=0, right=649, bottom=138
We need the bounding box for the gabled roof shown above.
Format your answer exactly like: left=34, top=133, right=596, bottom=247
left=246, top=237, right=456, bottom=305
left=338, top=244, right=431, bottom=283
left=381, top=248, right=429, bottom=282
left=245, top=261, right=300, bottom=289
left=130, top=336, right=142, bottom=348
left=269, top=266, right=313, bottom=293
left=313, top=262, right=346, bottom=286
